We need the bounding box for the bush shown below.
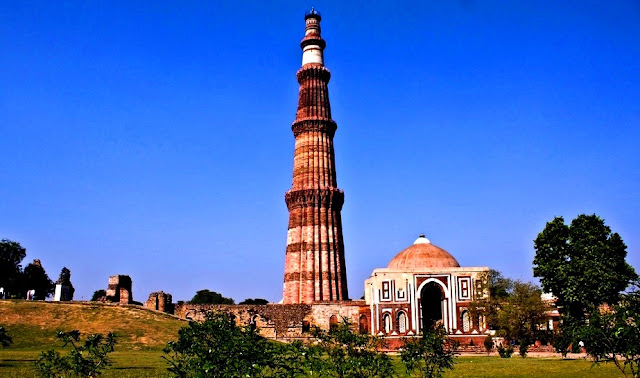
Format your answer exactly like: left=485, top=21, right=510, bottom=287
left=400, top=324, right=458, bottom=378
left=0, top=326, right=12, bottom=348
left=311, top=317, right=394, bottom=378
left=35, top=330, right=117, bottom=377
left=519, top=342, right=529, bottom=358
left=91, top=289, right=106, bottom=301
left=497, top=344, right=514, bottom=358
left=483, top=335, right=493, bottom=354
left=163, top=312, right=306, bottom=377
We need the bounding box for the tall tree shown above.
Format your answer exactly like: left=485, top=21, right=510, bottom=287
left=188, top=289, right=234, bottom=305
left=533, top=214, right=637, bottom=350
left=533, top=215, right=636, bottom=318
left=470, top=274, right=549, bottom=350
left=22, top=259, right=54, bottom=300
left=0, top=239, right=26, bottom=296
left=493, top=281, right=549, bottom=351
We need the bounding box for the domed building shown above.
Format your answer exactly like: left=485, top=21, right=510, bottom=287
left=364, top=234, right=490, bottom=345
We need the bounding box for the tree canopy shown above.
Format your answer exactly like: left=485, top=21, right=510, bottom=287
left=239, top=298, right=269, bottom=305
left=22, top=259, right=54, bottom=300
left=0, top=239, right=26, bottom=295
left=470, top=272, right=549, bottom=349
left=579, top=280, right=640, bottom=378
left=91, top=290, right=106, bottom=302
left=188, top=289, right=234, bottom=305
left=533, top=214, right=636, bottom=322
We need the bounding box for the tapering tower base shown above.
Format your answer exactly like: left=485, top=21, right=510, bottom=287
left=282, top=9, right=349, bottom=304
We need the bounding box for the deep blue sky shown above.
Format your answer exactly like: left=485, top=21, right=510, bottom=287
left=1, top=1, right=638, bottom=302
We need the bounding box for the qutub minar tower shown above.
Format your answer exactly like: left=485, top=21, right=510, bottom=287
left=282, top=9, right=349, bottom=304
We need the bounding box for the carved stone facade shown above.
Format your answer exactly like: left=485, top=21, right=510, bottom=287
left=283, top=9, right=348, bottom=304
left=105, top=275, right=133, bottom=304
left=364, top=235, right=490, bottom=347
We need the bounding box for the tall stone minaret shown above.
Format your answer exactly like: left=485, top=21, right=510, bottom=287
left=282, top=9, right=349, bottom=304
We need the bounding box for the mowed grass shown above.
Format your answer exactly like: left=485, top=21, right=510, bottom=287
left=1, top=351, right=625, bottom=378
left=0, top=300, right=185, bottom=350
left=0, top=350, right=168, bottom=377
left=0, top=300, right=626, bottom=377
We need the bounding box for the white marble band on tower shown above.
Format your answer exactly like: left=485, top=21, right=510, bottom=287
left=301, top=8, right=324, bottom=66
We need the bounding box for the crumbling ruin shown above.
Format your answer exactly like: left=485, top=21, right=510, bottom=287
left=144, top=291, right=173, bottom=314
left=105, top=275, right=133, bottom=304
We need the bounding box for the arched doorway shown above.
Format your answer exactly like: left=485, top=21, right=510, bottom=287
left=359, top=315, right=369, bottom=334
left=420, top=281, right=444, bottom=333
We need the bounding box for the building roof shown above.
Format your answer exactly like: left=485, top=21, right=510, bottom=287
left=387, top=234, right=461, bottom=269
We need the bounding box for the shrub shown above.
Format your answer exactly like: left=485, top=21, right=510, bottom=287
left=311, top=317, right=394, bottom=378
left=0, top=326, right=12, bottom=348
left=35, top=330, right=117, bottom=377
left=400, top=324, right=458, bottom=378
left=91, top=289, right=106, bottom=301
left=497, top=344, right=514, bottom=358
left=483, top=335, right=493, bottom=354
left=519, top=341, right=530, bottom=358
left=163, top=312, right=307, bottom=377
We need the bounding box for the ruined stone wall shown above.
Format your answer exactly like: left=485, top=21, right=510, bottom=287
left=105, top=275, right=132, bottom=304
left=173, top=302, right=370, bottom=340
left=144, top=291, right=174, bottom=314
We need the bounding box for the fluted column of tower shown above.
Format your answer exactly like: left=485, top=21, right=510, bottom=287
left=282, top=9, right=349, bottom=304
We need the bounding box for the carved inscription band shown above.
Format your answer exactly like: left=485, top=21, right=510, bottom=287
left=285, top=188, right=344, bottom=211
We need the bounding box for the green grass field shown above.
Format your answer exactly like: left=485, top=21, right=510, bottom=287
left=1, top=351, right=624, bottom=378
left=0, top=300, right=626, bottom=377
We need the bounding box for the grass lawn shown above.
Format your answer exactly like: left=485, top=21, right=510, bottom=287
left=0, top=301, right=626, bottom=377
left=1, top=350, right=625, bottom=377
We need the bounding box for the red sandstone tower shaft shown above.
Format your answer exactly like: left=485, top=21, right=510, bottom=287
left=283, top=9, right=349, bottom=304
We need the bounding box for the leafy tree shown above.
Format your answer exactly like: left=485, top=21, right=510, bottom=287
left=163, top=312, right=306, bottom=377
left=533, top=214, right=637, bottom=350
left=22, top=259, right=54, bottom=300
left=311, top=317, right=394, bottom=378
left=188, top=289, right=234, bottom=305
left=91, top=290, right=106, bottom=302
left=483, top=335, right=493, bottom=355
left=579, top=280, right=640, bottom=378
left=469, top=270, right=514, bottom=331
left=0, top=326, right=12, bottom=348
left=35, top=330, right=117, bottom=378
left=239, top=298, right=269, bottom=305
left=0, top=239, right=26, bottom=296
left=400, top=324, right=458, bottom=378
left=493, top=281, right=549, bottom=353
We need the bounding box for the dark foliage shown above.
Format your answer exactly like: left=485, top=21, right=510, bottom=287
left=56, top=267, right=75, bottom=300
left=310, top=317, right=394, bottom=377
left=35, top=330, right=117, bottom=377
left=163, top=312, right=306, bottom=377
left=188, top=289, right=234, bottom=305
left=579, top=280, right=640, bottom=378
left=91, top=290, right=106, bottom=302
left=239, top=298, right=269, bottom=305
left=0, top=326, right=12, bottom=348
left=22, top=259, right=54, bottom=300
left=400, top=324, right=458, bottom=378
left=483, top=335, right=493, bottom=354
left=533, top=214, right=637, bottom=353
left=497, top=344, right=514, bottom=358
left=533, top=214, right=636, bottom=321
left=0, top=239, right=26, bottom=296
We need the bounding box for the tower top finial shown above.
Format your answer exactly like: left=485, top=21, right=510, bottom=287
left=305, top=7, right=321, bottom=20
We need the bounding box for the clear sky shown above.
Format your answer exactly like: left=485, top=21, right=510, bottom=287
left=1, top=1, right=638, bottom=303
